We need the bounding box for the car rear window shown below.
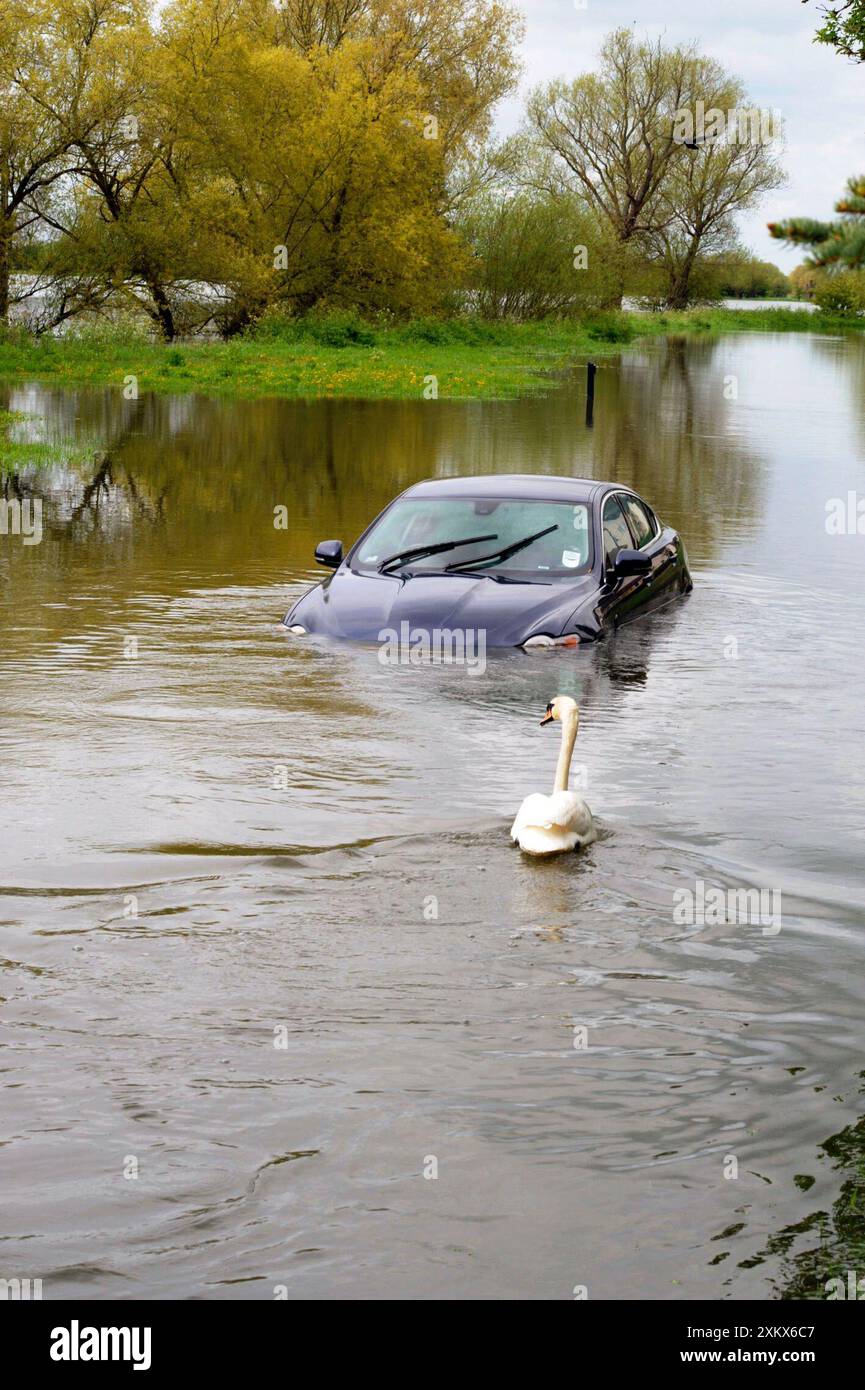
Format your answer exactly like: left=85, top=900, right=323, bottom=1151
left=620, top=495, right=657, bottom=548
left=602, top=495, right=633, bottom=568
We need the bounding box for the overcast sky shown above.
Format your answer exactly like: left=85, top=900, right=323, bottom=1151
left=496, top=0, right=864, bottom=269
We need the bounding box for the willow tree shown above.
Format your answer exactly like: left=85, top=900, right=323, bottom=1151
left=157, top=0, right=518, bottom=328
left=6, top=0, right=197, bottom=338
left=0, top=1, right=73, bottom=324
left=264, top=0, right=524, bottom=206
left=525, top=32, right=703, bottom=251
left=524, top=28, right=783, bottom=308
left=653, top=72, right=784, bottom=307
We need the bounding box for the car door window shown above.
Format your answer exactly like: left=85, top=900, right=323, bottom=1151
left=602, top=495, right=633, bottom=569
left=620, top=495, right=656, bottom=548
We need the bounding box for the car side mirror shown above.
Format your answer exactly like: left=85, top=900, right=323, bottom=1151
left=315, top=539, right=343, bottom=569
left=612, top=547, right=652, bottom=577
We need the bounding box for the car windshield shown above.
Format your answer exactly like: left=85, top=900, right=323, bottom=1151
left=353, top=497, right=593, bottom=578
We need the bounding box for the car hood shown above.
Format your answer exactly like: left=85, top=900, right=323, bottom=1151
left=287, top=568, right=596, bottom=646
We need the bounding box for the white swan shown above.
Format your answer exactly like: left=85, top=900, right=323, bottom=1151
left=510, top=695, right=596, bottom=856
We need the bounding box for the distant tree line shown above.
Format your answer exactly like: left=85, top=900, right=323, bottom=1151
left=0, top=7, right=799, bottom=338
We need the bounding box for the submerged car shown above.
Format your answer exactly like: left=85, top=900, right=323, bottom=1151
left=283, top=474, right=691, bottom=648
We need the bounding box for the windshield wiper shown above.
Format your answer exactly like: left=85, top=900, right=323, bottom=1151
left=442, top=570, right=551, bottom=585
left=444, top=523, right=559, bottom=572
left=377, top=533, right=497, bottom=574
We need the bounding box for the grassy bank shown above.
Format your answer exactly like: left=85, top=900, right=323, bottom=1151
left=0, top=306, right=859, bottom=402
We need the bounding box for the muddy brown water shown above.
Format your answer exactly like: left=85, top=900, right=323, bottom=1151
left=2, top=330, right=865, bottom=1299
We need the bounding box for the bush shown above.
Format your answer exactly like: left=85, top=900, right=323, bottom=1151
left=61, top=316, right=154, bottom=347
left=397, top=316, right=455, bottom=345
left=246, top=311, right=301, bottom=342
left=249, top=309, right=525, bottom=349
left=583, top=311, right=635, bottom=343
left=392, top=316, right=512, bottom=347
left=308, top=311, right=376, bottom=347
left=248, top=309, right=377, bottom=347
left=458, top=191, right=634, bottom=320
left=0, top=322, right=36, bottom=348
left=813, top=271, right=865, bottom=316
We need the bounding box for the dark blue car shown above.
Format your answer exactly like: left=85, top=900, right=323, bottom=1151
left=283, top=474, right=692, bottom=648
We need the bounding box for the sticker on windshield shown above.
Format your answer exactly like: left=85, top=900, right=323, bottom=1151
left=562, top=549, right=582, bottom=568
left=572, top=506, right=588, bottom=530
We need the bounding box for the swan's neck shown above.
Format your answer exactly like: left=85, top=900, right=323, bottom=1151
left=553, top=715, right=578, bottom=794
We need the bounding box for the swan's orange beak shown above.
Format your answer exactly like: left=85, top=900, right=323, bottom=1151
left=540, top=702, right=554, bottom=726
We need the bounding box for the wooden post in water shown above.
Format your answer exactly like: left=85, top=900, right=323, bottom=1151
left=585, top=361, right=596, bottom=427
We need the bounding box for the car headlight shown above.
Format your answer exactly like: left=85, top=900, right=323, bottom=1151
left=286, top=624, right=308, bottom=635
left=522, top=633, right=580, bottom=649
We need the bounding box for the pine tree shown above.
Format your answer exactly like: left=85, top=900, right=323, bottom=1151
left=768, top=177, right=865, bottom=269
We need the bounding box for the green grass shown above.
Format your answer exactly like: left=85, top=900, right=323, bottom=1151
left=0, top=406, right=92, bottom=474
left=0, top=408, right=54, bottom=472
left=0, top=306, right=860, bottom=403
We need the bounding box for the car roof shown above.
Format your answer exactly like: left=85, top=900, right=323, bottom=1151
left=401, top=474, right=620, bottom=504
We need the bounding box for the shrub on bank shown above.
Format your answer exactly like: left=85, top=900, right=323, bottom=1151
left=582, top=311, right=636, bottom=343
left=813, top=272, right=865, bottom=316
left=249, top=310, right=376, bottom=347
left=246, top=310, right=642, bottom=351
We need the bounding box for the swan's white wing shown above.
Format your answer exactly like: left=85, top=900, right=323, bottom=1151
left=511, top=790, right=596, bottom=852
left=510, top=793, right=556, bottom=837
left=547, top=791, right=595, bottom=839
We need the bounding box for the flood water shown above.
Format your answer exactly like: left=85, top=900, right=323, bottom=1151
left=2, top=330, right=865, bottom=1301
